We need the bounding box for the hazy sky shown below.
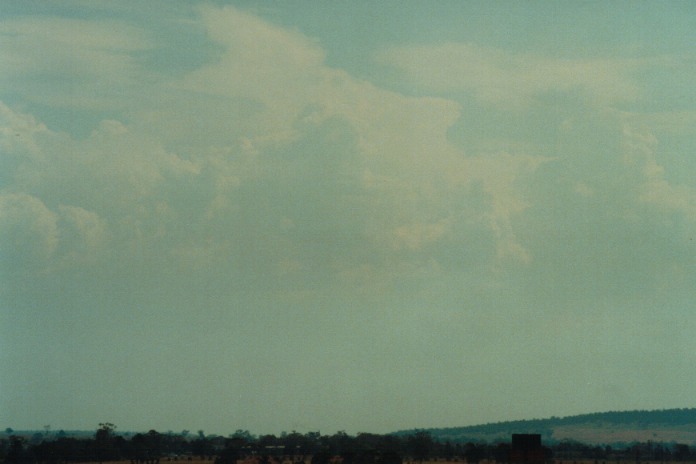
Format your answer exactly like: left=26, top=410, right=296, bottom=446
left=2, top=1, right=696, bottom=436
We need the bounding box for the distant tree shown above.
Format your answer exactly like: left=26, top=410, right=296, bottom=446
left=465, top=442, right=485, bottom=464
left=214, top=446, right=240, bottom=464
left=493, top=443, right=511, bottom=463
left=147, top=430, right=162, bottom=462
left=673, top=444, right=691, bottom=462
left=30, top=432, right=44, bottom=446
left=304, top=431, right=322, bottom=455
left=326, top=431, right=354, bottom=458
left=311, top=450, right=332, bottom=464
left=95, top=423, right=119, bottom=463
left=257, top=434, right=278, bottom=449
left=407, top=431, right=433, bottom=463
left=6, top=436, right=33, bottom=464
left=229, top=430, right=253, bottom=443
left=354, top=433, right=381, bottom=454
left=356, top=449, right=380, bottom=464
left=378, top=450, right=403, bottom=464
left=440, top=441, right=457, bottom=460
left=191, top=434, right=212, bottom=459
left=34, top=437, right=76, bottom=464
left=282, top=431, right=305, bottom=458
left=377, top=435, right=402, bottom=455
left=129, top=431, right=161, bottom=464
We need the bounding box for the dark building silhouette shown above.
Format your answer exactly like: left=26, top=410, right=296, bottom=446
left=510, top=434, right=545, bottom=464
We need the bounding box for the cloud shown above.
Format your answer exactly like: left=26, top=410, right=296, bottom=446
left=0, top=8, right=690, bottom=311
left=391, top=220, right=450, bottom=252
left=376, top=42, right=642, bottom=108
left=0, top=192, right=59, bottom=271
left=57, top=205, right=109, bottom=266
left=509, top=108, right=696, bottom=317
left=0, top=6, right=562, bottom=295
left=0, top=17, right=152, bottom=109
left=621, top=124, right=696, bottom=221
left=178, top=5, right=327, bottom=138
left=3, top=5, right=689, bottom=307
left=168, top=6, right=536, bottom=280
left=179, top=6, right=463, bottom=167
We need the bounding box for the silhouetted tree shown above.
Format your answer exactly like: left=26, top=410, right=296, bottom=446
left=283, top=431, right=304, bottom=458
left=214, top=446, right=240, bottom=464
left=378, top=450, right=403, bottom=464
left=191, top=435, right=213, bottom=460
left=311, top=450, right=332, bottom=464
left=673, top=444, right=691, bottom=462
left=94, top=423, right=119, bottom=463
left=325, top=431, right=353, bottom=458
left=6, top=436, right=33, bottom=464
left=465, top=442, right=486, bottom=464
left=129, top=430, right=162, bottom=464
left=407, top=431, right=433, bottom=463
left=257, top=434, right=277, bottom=450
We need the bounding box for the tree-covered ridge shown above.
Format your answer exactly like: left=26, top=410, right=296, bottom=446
left=394, top=408, right=696, bottom=443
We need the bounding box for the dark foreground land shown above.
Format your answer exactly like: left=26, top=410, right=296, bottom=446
left=18, top=460, right=696, bottom=464
left=6, top=409, right=696, bottom=464
left=4, top=438, right=696, bottom=464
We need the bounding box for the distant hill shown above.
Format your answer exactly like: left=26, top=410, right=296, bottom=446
left=394, top=408, right=696, bottom=445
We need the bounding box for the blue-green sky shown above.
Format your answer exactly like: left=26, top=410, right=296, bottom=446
left=2, top=1, right=696, bottom=435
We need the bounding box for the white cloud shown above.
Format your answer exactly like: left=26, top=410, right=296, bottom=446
left=621, top=124, right=696, bottom=221
left=390, top=219, right=451, bottom=252
left=465, top=152, right=551, bottom=265
left=57, top=205, right=109, bottom=266
left=376, top=42, right=641, bottom=108
left=0, top=192, right=59, bottom=270
left=0, top=6, right=559, bottom=288
left=179, top=5, right=326, bottom=139
left=170, top=7, right=490, bottom=274
left=0, top=101, right=52, bottom=161
left=0, top=17, right=152, bottom=108
left=627, top=110, right=696, bottom=136
left=4, top=5, right=687, bottom=298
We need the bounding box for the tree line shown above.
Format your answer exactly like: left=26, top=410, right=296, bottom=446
left=2, top=424, right=696, bottom=464
left=406, top=409, right=696, bottom=443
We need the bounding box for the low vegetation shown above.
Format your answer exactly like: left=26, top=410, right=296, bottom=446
left=3, top=410, right=696, bottom=464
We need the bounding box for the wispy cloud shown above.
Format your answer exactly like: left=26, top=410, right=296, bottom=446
left=0, top=17, right=152, bottom=108
left=376, top=42, right=642, bottom=108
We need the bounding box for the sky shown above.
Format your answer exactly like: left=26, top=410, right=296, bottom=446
left=1, top=0, right=696, bottom=436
